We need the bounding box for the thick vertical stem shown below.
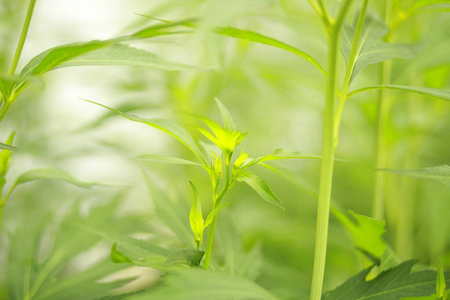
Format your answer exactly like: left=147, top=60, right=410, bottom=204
left=7, top=0, right=37, bottom=77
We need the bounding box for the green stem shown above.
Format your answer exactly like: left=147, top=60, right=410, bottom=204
left=373, top=2, right=392, bottom=220
left=310, top=2, right=354, bottom=299
left=7, top=0, right=37, bottom=77
left=203, top=153, right=231, bottom=269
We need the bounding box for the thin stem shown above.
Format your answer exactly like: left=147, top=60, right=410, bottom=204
left=203, top=153, right=231, bottom=269
left=310, top=1, right=354, bottom=299
left=7, top=0, right=37, bottom=76
left=373, top=2, right=392, bottom=220
left=308, top=0, right=333, bottom=30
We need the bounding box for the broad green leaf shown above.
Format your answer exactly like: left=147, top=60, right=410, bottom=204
left=341, top=15, right=416, bottom=83
left=58, top=44, right=204, bottom=71
left=164, top=249, right=205, bottom=270
left=380, top=165, right=450, bottom=188
left=84, top=99, right=208, bottom=164
left=332, top=209, right=386, bottom=259
left=136, top=154, right=202, bottom=166
left=127, top=268, right=279, bottom=300
left=215, top=98, right=236, bottom=132
left=243, top=149, right=321, bottom=169
left=189, top=181, right=204, bottom=247
left=215, top=26, right=326, bottom=75
left=204, top=203, right=231, bottom=228
left=348, top=85, right=450, bottom=101
left=323, top=260, right=450, bottom=300
left=235, top=171, right=284, bottom=210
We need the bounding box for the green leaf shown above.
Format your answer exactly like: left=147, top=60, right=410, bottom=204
left=332, top=209, right=386, bottom=259
left=110, top=243, right=133, bottom=263
left=136, top=154, right=202, bottom=166
left=0, top=132, right=16, bottom=181
left=412, top=0, right=450, bottom=9
left=323, top=260, right=450, bottom=300
left=215, top=26, right=326, bottom=75
left=58, top=44, right=204, bottom=71
left=437, top=258, right=448, bottom=298
left=215, top=98, right=236, bottom=132
left=235, top=171, right=284, bottom=210
left=127, top=268, right=279, bottom=300
left=0, top=142, right=19, bottom=151
left=341, top=14, right=416, bottom=83
left=243, top=149, right=321, bottom=169
left=189, top=181, right=204, bottom=247
left=204, top=203, right=231, bottom=228
left=380, top=165, right=450, bottom=188
left=84, top=99, right=208, bottom=164
left=164, top=249, right=205, bottom=270
left=348, top=85, right=450, bottom=101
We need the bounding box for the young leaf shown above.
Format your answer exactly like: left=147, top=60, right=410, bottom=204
left=341, top=14, right=416, bottom=83
left=215, top=98, right=236, bottom=132
left=348, top=85, right=450, bottom=101
left=235, top=171, right=284, bottom=210
left=84, top=99, right=208, bottom=164
left=189, top=181, right=204, bottom=247
left=58, top=44, right=205, bottom=71
left=332, top=209, right=386, bottom=259
left=164, top=249, right=205, bottom=270
left=127, top=268, right=279, bottom=300
left=110, top=243, right=133, bottom=264
left=380, top=165, right=450, bottom=188
left=204, top=203, right=231, bottom=228
left=136, top=154, right=202, bottom=166
left=323, top=260, right=450, bottom=300
left=215, top=26, right=326, bottom=75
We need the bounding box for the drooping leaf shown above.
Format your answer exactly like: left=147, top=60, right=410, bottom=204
left=243, top=149, right=321, bottom=169
left=341, top=14, right=416, bottom=83
left=348, top=85, right=450, bottom=101
left=332, top=209, right=386, bottom=259
left=84, top=99, right=208, bottom=164
left=323, top=260, right=450, bottom=300
left=127, top=268, right=279, bottom=300
left=380, top=165, right=450, bottom=188
left=215, top=26, right=326, bottom=75
left=58, top=44, right=204, bottom=71
left=136, top=154, right=202, bottom=166
left=235, top=171, right=284, bottom=210
left=215, top=98, right=236, bottom=132
left=164, top=249, right=205, bottom=270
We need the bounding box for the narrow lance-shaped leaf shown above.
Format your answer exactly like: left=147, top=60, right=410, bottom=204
left=136, top=154, right=202, bottom=166
left=380, top=165, right=450, bottom=188
left=323, top=260, right=450, bottom=300
left=189, top=182, right=204, bottom=247
left=204, top=203, right=231, bottom=228
left=84, top=99, right=208, bottom=164
left=348, top=85, right=450, bottom=101
left=243, top=149, right=321, bottom=169
left=58, top=44, right=206, bottom=71
left=0, top=143, right=19, bottom=151
left=235, top=171, right=284, bottom=210
left=215, top=98, right=236, bottom=132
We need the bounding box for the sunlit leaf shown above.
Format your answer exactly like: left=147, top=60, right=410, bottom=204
left=127, top=268, right=279, bottom=300
left=189, top=181, right=204, bottom=247
left=323, top=260, right=450, bottom=300
left=332, top=209, right=386, bottom=259
left=235, top=171, right=284, bottom=210
left=215, top=98, right=236, bottom=132
left=243, top=149, right=321, bottom=169
left=380, top=165, right=450, bottom=188
left=348, top=85, right=450, bottom=101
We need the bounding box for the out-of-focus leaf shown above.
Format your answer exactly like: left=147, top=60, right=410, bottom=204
left=127, top=268, right=279, bottom=300
left=0, top=132, right=16, bottom=183
left=412, top=0, right=450, bottom=9
left=323, top=260, right=450, bottom=300
left=378, top=246, right=399, bottom=274
left=164, top=249, right=205, bottom=270
left=136, top=154, right=202, bottom=166
left=84, top=100, right=208, bottom=164
left=341, top=14, right=416, bottom=83
left=111, top=243, right=133, bottom=263
left=380, top=165, right=450, bottom=188
left=235, top=171, right=284, bottom=210
left=204, top=203, right=231, bottom=228
left=215, top=27, right=326, bottom=75
left=0, top=142, right=18, bottom=151
left=58, top=44, right=205, bottom=71
left=215, top=98, right=236, bottom=132
left=243, top=149, right=321, bottom=169
left=332, top=209, right=386, bottom=259
left=348, top=85, right=450, bottom=101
